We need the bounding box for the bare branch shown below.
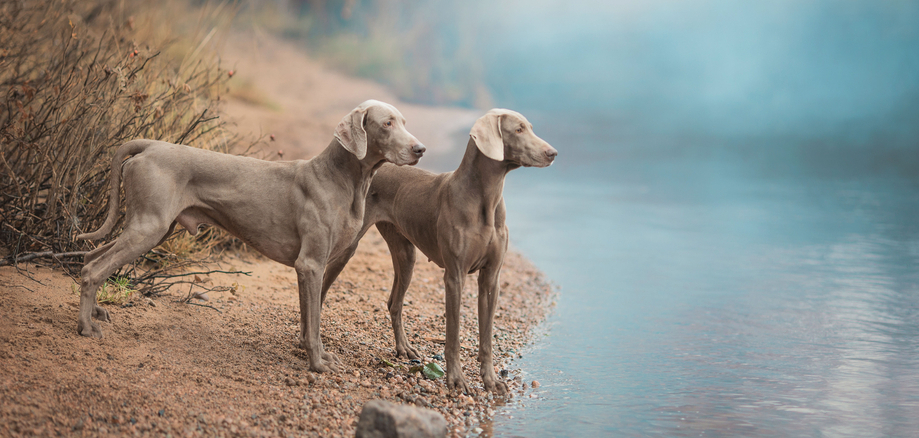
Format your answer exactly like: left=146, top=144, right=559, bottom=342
left=1, top=251, right=88, bottom=266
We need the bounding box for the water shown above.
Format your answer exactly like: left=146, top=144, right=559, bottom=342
left=434, top=1, right=919, bottom=435
left=399, top=0, right=919, bottom=435
left=483, top=136, right=919, bottom=436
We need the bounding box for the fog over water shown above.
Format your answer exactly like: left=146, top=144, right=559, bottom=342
left=402, top=0, right=919, bottom=436
left=479, top=0, right=919, bottom=145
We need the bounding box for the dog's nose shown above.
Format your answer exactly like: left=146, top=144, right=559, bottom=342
left=545, top=148, right=558, bottom=159
left=412, top=144, right=426, bottom=155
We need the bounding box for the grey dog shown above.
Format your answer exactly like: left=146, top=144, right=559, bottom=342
left=77, top=100, right=424, bottom=373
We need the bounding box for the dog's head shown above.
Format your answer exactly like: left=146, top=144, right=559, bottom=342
left=335, top=100, right=425, bottom=166
left=469, top=109, right=557, bottom=168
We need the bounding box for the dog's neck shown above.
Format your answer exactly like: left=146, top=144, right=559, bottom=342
left=453, top=137, right=512, bottom=215
left=316, top=139, right=380, bottom=215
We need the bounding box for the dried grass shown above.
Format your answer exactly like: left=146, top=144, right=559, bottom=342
left=0, top=0, right=252, bottom=268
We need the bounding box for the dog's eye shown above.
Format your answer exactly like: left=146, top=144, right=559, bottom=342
left=385, top=121, right=393, bottom=127
left=515, top=127, right=523, bottom=134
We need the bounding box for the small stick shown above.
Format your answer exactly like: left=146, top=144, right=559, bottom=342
left=0, top=251, right=88, bottom=266
left=185, top=302, right=222, bottom=313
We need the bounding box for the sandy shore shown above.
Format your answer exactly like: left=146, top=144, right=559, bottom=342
left=0, top=33, right=555, bottom=437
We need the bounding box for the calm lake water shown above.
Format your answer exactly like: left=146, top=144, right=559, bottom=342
left=485, top=129, right=919, bottom=437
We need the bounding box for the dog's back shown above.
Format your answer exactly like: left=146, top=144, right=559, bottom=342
left=365, top=163, right=453, bottom=264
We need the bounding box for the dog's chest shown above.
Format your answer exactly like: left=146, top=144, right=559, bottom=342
left=330, top=212, right=364, bottom=256
left=462, top=223, right=506, bottom=272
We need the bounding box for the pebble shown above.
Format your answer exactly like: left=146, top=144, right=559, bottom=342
left=531, top=380, right=540, bottom=388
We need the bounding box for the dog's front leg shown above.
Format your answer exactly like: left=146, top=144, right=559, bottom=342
left=477, top=263, right=508, bottom=394
left=444, top=264, right=471, bottom=394
left=296, top=250, right=340, bottom=373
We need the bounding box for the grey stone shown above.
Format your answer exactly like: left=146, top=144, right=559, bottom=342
left=355, top=399, right=447, bottom=438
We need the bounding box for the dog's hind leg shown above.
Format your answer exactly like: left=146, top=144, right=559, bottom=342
left=77, top=221, right=174, bottom=338
left=377, top=222, right=421, bottom=359
left=84, top=241, right=116, bottom=265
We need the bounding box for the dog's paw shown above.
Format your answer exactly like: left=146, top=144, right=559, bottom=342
left=481, top=366, right=509, bottom=395
left=395, top=343, right=421, bottom=360
left=310, top=358, right=340, bottom=373
left=77, top=320, right=104, bottom=338
left=447, top=373, right=471, bottom=395
left=321, top=351, right=341, bottom=365
left=483, top=378, right=509, bottom=395
left=92, top=305, right=110, bottom=322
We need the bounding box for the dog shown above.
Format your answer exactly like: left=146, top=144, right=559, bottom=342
left=77, top=99, right=424, bottom=373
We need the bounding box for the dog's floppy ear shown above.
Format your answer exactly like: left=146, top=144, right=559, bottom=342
left=334, top=107, right=368, bottom=159
left=470, top=112, right=504, bottom=161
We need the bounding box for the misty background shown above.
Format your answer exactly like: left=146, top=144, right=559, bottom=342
left=270, top=0, right=919, bottom=172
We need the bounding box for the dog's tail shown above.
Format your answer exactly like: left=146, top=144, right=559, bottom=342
left=77, top=139, right=157, bottom=241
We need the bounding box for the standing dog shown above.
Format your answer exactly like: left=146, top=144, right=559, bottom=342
left=77, top=100, right=424, bottom=373
left=321, top=109, right=557, bottom=392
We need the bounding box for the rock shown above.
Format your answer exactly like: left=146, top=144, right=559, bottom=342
left=355, top=399, right=446, bottom=438
left=531, top=380, right=540, bottom=388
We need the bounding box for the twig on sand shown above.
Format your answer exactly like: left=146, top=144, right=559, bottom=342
left=185, top=301, right=222, bottom=313
left=0, top=251, right=88, bottom=266
left=135, top=268, right=251, bottom=284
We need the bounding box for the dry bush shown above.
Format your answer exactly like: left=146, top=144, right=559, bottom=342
left=0, top=0, right=249, bottom=267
